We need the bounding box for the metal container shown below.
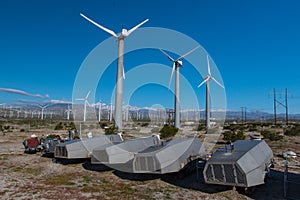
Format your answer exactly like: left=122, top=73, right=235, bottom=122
left=54, top=134, right=123, bottom=159
left=133, top=137, right=203, bottom=174
left=91, top=135, right=161, bottom=166
left=204, top=140, right=274, bottom=187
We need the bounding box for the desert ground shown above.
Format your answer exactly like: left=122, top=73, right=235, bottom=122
left=0, top=120, right=300, bottom=200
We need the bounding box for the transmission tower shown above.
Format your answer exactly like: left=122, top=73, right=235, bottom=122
left=271, top=88, right=289, bottom=125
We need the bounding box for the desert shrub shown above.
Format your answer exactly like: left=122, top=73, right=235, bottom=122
left=284, top=126, right=300, bottom=136
left=248, top=124, right=258, bottom=132
left=141, top=122, right=149, bottom=127
left=197, top=124, right=206, bottom=131
left=261, top=130, right=283, bottom=141
left=47, top=134, right=57, bottom=139
left=66, top=122, right=76, bottom=130
left=104, top=125, right=116, bottom=135
left=100, top=122, right=108, bottom=129
left=54, top=122, right=63, bottom=130
left=159, top=124, right=178, bottom=139
left=223, top=130, right=245, bottom=142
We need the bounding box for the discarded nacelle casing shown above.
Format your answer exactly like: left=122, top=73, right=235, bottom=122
left=54, top=134, right=123, bottom=159
left=204, top=140, right=274, bottom=187
left=133, top=137, right=204, bottom=174
left=91, top=135, right=161, bottom=167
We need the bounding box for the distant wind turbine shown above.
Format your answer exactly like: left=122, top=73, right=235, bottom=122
left=80, top=13, right=148, bottom=130
left=38, top=105, right=49, bottom=120
left=65, top=104, right=72, bottom=120
left=198, top=55, right=224, bottom=128
left=160, top=46, right=200, bottom=128
left=76, top=91, right=90, bottom=122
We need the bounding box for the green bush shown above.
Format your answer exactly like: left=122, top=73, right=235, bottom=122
left=100, top=122, right=108, bottom=129
left=261, top=130, right=283, bottom=141
left=54, top=122, right=64, bottom=130
left=104, top=125, right=116, bottom=135
left=197, top=124, right=206, bottom=131
left=141, top=123, right=149, bottom=127
left=284, top=126, right=300, bottom=136
left=159, top=124, right=178, bottom=139
left=223, top=130, right=245, bottom=142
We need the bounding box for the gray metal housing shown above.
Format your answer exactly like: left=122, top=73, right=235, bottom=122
left=91, top=135, right=161, bottom=165
left=54, top=134, right=123, bottom=159
left=204, top=140, right=274, bottom=187
left=133, top=137, right=203, bottom=174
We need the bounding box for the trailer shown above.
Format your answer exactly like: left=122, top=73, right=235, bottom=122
left=132, top=137, right=204, bottom=174
left=54, top=134, right=123, bottom=159
left=203, top=140, right=274, bottom=187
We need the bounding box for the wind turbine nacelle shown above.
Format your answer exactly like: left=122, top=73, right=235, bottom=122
left=121, top=29, right=128, bottom=37
left=177, top=60, right=183, bottom=66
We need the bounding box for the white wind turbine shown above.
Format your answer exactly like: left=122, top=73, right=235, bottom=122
left=160, top=46, right=200, bottom=128
left=198, top=55, right=224, bottom=128
left=76, top=91, right=90, bottom=122
left=65, top=104, right=72, bottom=120
left=38, top=105, right=49, bottom=120
left=80, top=13, right=148, bottom=130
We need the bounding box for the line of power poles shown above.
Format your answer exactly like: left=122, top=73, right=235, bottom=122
left=271, top=88, right=289, bottom=125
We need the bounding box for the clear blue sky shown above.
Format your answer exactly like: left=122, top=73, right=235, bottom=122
left=0, top=0, right=300, bottom=114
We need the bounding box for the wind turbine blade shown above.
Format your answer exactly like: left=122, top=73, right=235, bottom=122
left=126, top=19, right=149, bottom=36
left=198, top=77, right=210, bottom=88
left=75, top=98, right=85, bottom=101
left=207, top=55, right=211, bottom=76
left=86, top=100, right=91, bottom=107
left=211, top=76, right=225, bottom=88
left=169, top=63, right=176, bottom=89
left=85, top=91, right=91, bottom=99
left=176, top=45, right=200, bottom=61
left=159, top=49, right=175, bottom=62
left=80, top=13, right=118, bottom=38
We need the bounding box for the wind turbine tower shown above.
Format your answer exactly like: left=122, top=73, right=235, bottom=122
left=76, top=91, right=90, bottom=122
left=80, top=13, right=148, bottom=130
left=198, top=55, right=224, bottom=128
left=160, top=46, right=199, bottom=128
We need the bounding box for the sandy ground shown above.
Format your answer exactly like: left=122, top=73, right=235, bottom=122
left=1, top=126, right=300, bottom=200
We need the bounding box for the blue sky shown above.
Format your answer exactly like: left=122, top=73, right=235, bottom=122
left=0, top=0, right=300, bottom=114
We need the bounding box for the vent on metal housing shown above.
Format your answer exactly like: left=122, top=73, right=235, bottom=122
left=55, top=146, right=67, bottom=158
left=134, top=156, right=157, bottom=172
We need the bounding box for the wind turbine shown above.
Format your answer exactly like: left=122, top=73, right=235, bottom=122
left=65, top=104, right=72, bottom=120
left=160, top=46, right=200, bottom=128
left=198, top=55, right=224, bottom=128
left=80, top=13, right=148, bottom=130
left=38, top=105, right=49, bottom=120
left=76, top=91, right=90, bottom=122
